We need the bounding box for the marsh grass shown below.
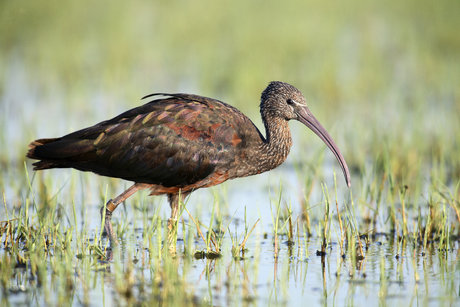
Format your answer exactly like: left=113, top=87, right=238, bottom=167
left=229, top=207, right=260, bottom=259
left=1, top=172, right=459, bottom=305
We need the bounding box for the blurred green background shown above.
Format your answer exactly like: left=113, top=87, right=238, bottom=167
left=1, top=0, right=459, bottom=187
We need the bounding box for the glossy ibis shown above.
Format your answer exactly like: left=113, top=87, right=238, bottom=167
left=27, top=81, right=351, bottom=243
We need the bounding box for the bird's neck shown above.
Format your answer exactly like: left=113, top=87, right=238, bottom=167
left=254, top=116, right=293, bottom=173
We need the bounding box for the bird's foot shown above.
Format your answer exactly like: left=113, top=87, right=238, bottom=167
left=100, top=202, right=119, bottom=246
left=167, top=218, right=178, bottom=253
left=167, top=218, right=178, bottom=231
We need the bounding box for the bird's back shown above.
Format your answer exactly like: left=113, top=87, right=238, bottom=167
left=27, top=93, right=264, bottom=190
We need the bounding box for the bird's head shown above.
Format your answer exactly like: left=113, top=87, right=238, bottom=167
left=260, top=81, right=306, bottom=120
left=260, top=81, right=351, bottom=187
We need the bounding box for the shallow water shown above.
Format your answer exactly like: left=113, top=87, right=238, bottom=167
left=5, top=226, right=459, bottom=306
left=2, top=166, right=458, bottom=306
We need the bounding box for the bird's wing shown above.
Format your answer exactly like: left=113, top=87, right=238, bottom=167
left=29, top=94, right=260, bottom=187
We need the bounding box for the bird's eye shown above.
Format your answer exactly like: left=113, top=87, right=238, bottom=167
left=286, top=99, right=295, bottom=105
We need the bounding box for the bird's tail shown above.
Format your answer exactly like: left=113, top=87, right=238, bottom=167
left=27, top=137, right=93, bottom=170
left=27, top=138, right=60, bottom=170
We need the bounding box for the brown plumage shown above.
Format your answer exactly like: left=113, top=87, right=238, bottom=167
left=27, top=81, right=351, bottom=243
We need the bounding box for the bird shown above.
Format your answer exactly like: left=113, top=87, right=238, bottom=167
left=27, top=81, right=351, bottom=243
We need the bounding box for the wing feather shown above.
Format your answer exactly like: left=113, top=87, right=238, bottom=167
left=28, top=94, right=263, bottom=188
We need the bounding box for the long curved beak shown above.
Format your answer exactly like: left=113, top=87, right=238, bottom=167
left=296, top=106, right=351, bottom=187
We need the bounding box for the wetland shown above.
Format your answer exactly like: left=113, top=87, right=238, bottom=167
left=1, top=0, right=459, bottom=306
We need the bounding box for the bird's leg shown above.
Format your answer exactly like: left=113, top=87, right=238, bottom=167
left=101, top=183, right=149, bottom=244
left=167, top=191, right=189, bottom=230
left=166, top=191, right=189, bottom=252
